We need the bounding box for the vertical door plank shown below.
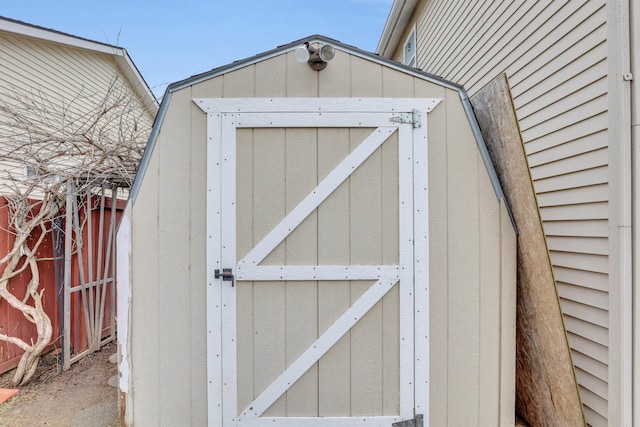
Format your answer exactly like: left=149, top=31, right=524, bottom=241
left=350, top=128, right=384, bottom=416
left=381, top=131, right=400, bottom=415
left=236, top=129, right=255, bottom=413
left=252, top=128, right=287, bottom=417
left=318, top=128, right=352, bottom=416
left=284, top=128, right=319, bottom=416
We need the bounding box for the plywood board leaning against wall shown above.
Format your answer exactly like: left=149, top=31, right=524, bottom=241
left=470, top=74, right=585, bottom=427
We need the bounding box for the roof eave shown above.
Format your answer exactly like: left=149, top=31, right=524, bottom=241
left=376, top=0, right=419, bottom=58
left=0, top=17, right=159, bottom=112
left=128, top=34, right=515, bottom=232
left=0, top=16, right=121, bottom=55
left=115, top=51, right=159, bottom=113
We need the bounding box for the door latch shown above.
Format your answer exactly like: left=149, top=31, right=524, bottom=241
left=215, top=268, right=235, bottom=286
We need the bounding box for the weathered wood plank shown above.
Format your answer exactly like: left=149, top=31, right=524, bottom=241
left=470, top=73, right=585, bottom=426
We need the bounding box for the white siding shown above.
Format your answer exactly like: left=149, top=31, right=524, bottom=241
left=396, top=0, right=611, bottom=424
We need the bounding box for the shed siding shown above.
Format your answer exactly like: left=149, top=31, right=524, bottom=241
left=392, top=1, right=611, bottom=423
left=129, top=49, right=516, bottom=425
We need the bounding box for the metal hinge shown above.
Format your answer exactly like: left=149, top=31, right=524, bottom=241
left=392, top=414, right=423, bottom=427
left=389, top=110, right=422, bottom=128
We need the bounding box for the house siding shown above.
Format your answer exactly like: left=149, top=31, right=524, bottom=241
left=0, top=26, right=155, bottom=374
left=390, top=0, right=613, bottom=425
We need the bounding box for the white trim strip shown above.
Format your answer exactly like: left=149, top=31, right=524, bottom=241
left=412, top=111, right=430, bottom=415
left=239, top=126, right=396, bottom=266
left=235, top=265, right=399, bottom=281
left=234, top=112, right=402, bottom=128
left=206, top=112, right=223, bottom=424
left=397, top=123, right=415, bottom=419
left=194, top=97, right=441, bottom=114
left=240, top=277, right=399, bottom=418
left=237, top=416, right=401, bottom=426
left=220, top=114, right=238, bottom=425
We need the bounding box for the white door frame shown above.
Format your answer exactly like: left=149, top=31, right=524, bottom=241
left=196, top=98, right=440, bottom=427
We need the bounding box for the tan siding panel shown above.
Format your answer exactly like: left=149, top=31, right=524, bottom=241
left=557, top=280, right=608, bottom=307
left=446, top=90, right=480, bottom=425
left=349, top=128, right=384, bottom=416
left=575, top=367, right=607, bottom=401
left=424, top=83, right=449, bottom=427
left=189, top=88, right=211, bottom=426
left=559, top=300, right=608, bottom=329
left=527, top=131, right=607, bottom=168
left=524, top=113, right=608, bottom=156
left=540, top=201, right=608, bottom=221
left=567, top=332, right=608, bottom=365
left=563, top=315, right=608, bottom=348
left=499, top=201, right=517, bottom=427
left=521, top=96, right=607, bottom=144
left=522, top=80, right=607, bottom=141
left=554, top=267, right=608, bottom=292
left=531, top=148, right=609, bottom=183
left=579, top=386, right=609, bottom=423
left=236, top=129, right=255, bottom=414
left=156, top=88, right=194, bottom=425
left=512, top=42, right=607, bottom=109
left=533, top=165, right=608, bottom=193
left=582, top=405, right=608, bottom=427
left=508, top=2, right=607, bottom=93
left=478, top=156, right=501, bottom=426
left=252, top=128, right=287, bottom=417
left=542, top=219, right=608, bottom=238
left=131, top=136, right=161, bottom=427
left=549, top=251, right=608, bottom=274
left=571, top=350, right=608, bottom=383
left=536, top=184, right=608, bottom=207
left=516, top=67, right=606, bottom=121
left=284, top=128, right=319, bottom=416
left=546, top=236, right=608, bottom=256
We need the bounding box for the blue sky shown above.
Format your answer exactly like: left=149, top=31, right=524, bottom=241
left=1, top=0, right=393, bottom=99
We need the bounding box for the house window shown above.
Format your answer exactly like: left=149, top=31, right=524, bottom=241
left=403, top=27, right=416, bottom=67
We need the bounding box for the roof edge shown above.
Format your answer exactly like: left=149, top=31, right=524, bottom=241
left=128, top=34, right=516, bottom=233
left=376, top=0, right=418, bottom=58
left=0, top=15, right=122, bottom=55
left=0, top=17, right=158, bottom=115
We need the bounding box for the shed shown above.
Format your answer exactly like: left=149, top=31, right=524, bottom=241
left=117, top=35, right=517, bottom=426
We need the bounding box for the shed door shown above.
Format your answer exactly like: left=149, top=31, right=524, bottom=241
left=197, top=98, right=440, bottom=427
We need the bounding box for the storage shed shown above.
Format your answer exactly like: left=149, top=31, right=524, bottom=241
left=117, top=35, right=517, bottom=426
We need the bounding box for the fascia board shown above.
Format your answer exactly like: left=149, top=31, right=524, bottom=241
left=376, top=0, right=419, bottom=58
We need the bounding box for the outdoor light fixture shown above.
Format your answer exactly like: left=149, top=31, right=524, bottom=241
left=295, top=42, right=336, bottom=71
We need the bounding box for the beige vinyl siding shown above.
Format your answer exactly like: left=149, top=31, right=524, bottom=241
left=391, top=0, right=611, bottom=424
left=128, top=47, right=516, bottom=425
left=0, top=31, right=154, bottom=129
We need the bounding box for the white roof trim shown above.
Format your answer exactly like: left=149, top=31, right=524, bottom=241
left=376, top=0, right=419, bottom=58
left=0, top=17, right=122, bottom=55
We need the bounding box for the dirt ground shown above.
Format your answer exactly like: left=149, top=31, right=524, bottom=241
left=0, top=342, right=119, bottom=426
